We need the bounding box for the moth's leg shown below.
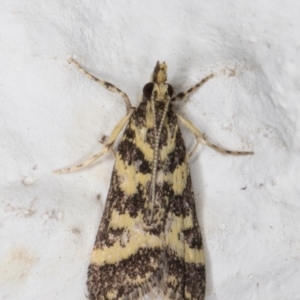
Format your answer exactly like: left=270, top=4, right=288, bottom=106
left=69, top=58, right=132, bottom=113
left=176, top=113, right=254, bottom=156
left=99, top=136, right=116, bottom=157
left=171, top=74, right=215, bottom=102
left=53, top=108, right=135, bottom=174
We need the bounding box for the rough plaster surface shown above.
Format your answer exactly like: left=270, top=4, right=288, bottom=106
left=1, top=1, right=300, bottom=299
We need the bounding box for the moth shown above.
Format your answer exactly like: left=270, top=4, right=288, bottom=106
left=55, top=59, right=253, bottom=300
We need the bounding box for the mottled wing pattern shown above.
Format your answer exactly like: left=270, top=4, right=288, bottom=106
left=164, top=175, right=205, bottom=300
left=87, top=99, right=204, bottom=300
left=162, top=107, right=205, bottom=300
left=88, top=101, right=164, bottom=300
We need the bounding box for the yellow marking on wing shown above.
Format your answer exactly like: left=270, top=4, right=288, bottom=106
left=167, top=275, right=178, bottom=286
left=184, top=287, right=192, bottom=300
left=162, top=163, right=189, bottom=195
left=109, top=210, right=143, bottom=228
left=132, top=126, right=154, bottom=162
left=115, top=155, right=151, bottom=195
left=91, top=211, right=163, bottom=265
left=106, top=290, right=117, bottom=300
left=128, top=101, right=155, bottom=162
left=171, top=163, right=189, bottom=194
left=145, top=105, right=155, bottom=130
left=165, top=214, right=204, bottom=264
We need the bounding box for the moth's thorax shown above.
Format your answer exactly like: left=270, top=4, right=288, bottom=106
left=144, top=98, right=173, bottom=126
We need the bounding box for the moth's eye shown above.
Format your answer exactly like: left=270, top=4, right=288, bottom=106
left=143, top=82, right=154, bottom=99
left=167, top=84, right=174, bottom=97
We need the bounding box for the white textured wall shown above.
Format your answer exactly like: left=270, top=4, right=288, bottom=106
left=1, top=1, right=300, bottom=299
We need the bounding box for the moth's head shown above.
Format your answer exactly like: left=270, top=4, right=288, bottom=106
left=143, top=61, right=174, bottom=103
